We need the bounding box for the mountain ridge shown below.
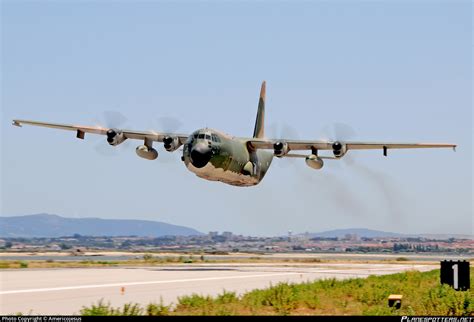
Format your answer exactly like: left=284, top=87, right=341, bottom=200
left=0, top=213, right=203, bottom=237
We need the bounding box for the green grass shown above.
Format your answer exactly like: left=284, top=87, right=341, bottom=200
left=80, top=299, right=169, bottom=316
left=79, top=268, right=474, bottom=316
left=80, top=300, right=143, bottom=316
left=0, top=257, right=193, bottom=269
left=395, top=257, right=409, bottom=262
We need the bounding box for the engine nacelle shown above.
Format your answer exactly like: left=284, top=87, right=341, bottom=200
left=106, top=129, right=126, bottom=146
left=136, top=145, right=158, bottom=160
left=274, top=141, right=289, bottom=157
left=332, top=141, right=347, bottom=158
left=163, top=136, right=181, bottom=152
left=305, top=154, right=324, bottom=170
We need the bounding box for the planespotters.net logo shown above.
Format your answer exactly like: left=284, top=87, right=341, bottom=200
left=402, top=317, right=474, bottom=322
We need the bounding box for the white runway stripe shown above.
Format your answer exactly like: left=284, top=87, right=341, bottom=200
left=0, top=272, right=299, bottom=295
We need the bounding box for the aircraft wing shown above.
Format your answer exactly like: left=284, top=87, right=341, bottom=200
left=12, top=119, right=189, bottom=143
left=247, top=138, right=457, bottom=157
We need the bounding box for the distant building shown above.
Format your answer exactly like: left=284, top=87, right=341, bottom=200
left=11, top=244, right=27, bottom=250
left=222, top=232, right=233, bottom=239
left=48, top=244, right=62, bottom=251
left=344, top=233, right=359, bottom=241
left=304, top=232, right=310, bottom=242
left=208, top=231, right=219, bottom=238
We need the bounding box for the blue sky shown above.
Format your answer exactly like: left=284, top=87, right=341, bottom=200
left=1, top=1, right=472, bottom=236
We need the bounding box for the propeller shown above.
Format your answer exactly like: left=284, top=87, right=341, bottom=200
left=152, top=117, right=183, bottom=134
left=101, top=111, right=128, bottom=129
left=268, top=121, right=300, bottom=167
left=147, top=116, right=184, bottom=163
left=320, top=122, right=357, bottom=142
left=320, top=122, right=358, bottom=166
left=91, top=111, right=132, bottom=157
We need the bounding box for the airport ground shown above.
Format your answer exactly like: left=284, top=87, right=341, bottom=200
left=0, top=261, right=437, bottom=315
left=1, top=252, right=472, bottom=315
left=1, top=250, right=471, bottom=265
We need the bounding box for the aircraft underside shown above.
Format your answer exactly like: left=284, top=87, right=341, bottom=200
left=184, top=143, right=274, bottom=187
left=186, top=162, right=260, bottom=187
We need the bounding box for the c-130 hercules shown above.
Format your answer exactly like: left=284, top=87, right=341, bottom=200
left=13, top=81, right=456, bottom=187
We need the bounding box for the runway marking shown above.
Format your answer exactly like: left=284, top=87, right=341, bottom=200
left=0, top=272, right=299, bottom=295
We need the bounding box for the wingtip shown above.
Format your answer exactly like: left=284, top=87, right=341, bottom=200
left=12, top=120, right=22, bottom=127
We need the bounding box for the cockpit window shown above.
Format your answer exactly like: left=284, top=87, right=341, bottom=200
left=193, top=133, right=198, bottom=139
left=198, top=134, right=205, bottom=139
left=205, top=134, right=211, bottom=140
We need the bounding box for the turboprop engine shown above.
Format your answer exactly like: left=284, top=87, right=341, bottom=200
left=163, top=136, right=181, bottom=152
left=106, top=129, right=126, bottom=146
left=305, top=154, right=324, bottom=170
left=332, top=141, right=347, bottom=158
left=273, top=141, right=289, bottom=157
left=136, top=145, right=158, bottom=160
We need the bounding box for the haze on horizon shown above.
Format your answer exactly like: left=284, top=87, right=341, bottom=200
left=1, top=1, right=472, bottom=237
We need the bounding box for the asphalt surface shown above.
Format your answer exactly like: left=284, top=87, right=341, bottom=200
left=0, top=263, right=437, bottom=315
left=1, top=252, right=470, bottom=262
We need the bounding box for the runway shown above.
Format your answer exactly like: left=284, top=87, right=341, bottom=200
left=0, top=263, right=437, bottom=315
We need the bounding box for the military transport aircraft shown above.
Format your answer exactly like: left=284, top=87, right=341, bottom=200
left=12, top=81, right=456, bottom=187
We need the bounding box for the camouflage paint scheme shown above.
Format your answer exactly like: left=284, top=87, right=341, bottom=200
left=182, top=81, right=271, bottom=186
left=12, top=81, right=457, bottom=187
left=183, top=129, right=274, bottom=187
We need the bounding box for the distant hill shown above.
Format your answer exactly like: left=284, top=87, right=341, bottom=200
left=304, top=228, right=472, bottom=240
left=0, top=214, right=203, bottom=238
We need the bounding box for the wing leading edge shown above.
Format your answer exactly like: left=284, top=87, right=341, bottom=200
left=247, top=138, right=457, bottom=155
left=12, top=119, right=189, bottom=143
left=12, top=119, right=457, bottom=156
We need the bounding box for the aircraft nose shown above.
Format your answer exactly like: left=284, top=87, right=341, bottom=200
left=190, top=143, right=212, bottom=168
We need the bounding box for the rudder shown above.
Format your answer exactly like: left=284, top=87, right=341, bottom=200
left=253, top=81, right=266, bottom=138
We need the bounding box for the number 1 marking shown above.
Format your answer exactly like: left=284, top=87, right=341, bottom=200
left=453, top=264, right=459, bottom=290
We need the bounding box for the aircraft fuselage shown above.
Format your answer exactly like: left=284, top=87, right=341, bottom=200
left=182, top=128, right=273, bottom=186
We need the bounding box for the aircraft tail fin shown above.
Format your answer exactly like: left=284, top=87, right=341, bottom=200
left=253, top=81, right=266, bottom=138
